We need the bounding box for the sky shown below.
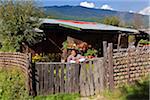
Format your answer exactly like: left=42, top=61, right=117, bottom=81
left=37, top=0, right=150, bottom=15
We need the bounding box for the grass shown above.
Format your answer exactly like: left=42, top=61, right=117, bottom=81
left=102, top=76, right=149, bottom=100
left=34, top=93, right=80, bottom=100
left=1, top=66, right=148, bottom=100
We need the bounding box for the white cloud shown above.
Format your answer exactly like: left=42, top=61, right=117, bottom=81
left=139, top=6, right=150, bottom=15
left=129, top=10, right=135, bottom=13
left=100, top=4, right=113, bottom=10
left=80, top=1, right=95, bottom=8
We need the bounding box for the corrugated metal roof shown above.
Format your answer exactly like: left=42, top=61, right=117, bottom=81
left=41, top=18, right=139, bottom=33
left=139, top=28, right=150, bottom=35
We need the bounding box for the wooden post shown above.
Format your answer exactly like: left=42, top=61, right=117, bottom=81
left=117, top=34, right=122, bottom=52
left=103, top=41, right=107, bottom=58
left=108, top=43, right=114, bottom=90
left=103, top=41, right=107, bottom=88
left=35, top=63, right=40, bottom=95
left=27, top=53, right=33, bottom=95
left=127, top=50, right=130, bottom=83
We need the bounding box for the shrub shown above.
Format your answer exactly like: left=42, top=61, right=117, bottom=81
left=128, top=35, right=136, bottom=44
left=32, top=53, right=61, bottom=63
left=0, top=67, right=31, bottom=100
left=121, top=77, right=149, bottom=100
left=138, top=39, right=150, bottom=45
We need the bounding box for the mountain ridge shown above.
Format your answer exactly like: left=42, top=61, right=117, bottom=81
left=42, top=5, right=149, bottom=28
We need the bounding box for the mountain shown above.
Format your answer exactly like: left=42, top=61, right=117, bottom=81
left=43, top=6, right=149, bottom=28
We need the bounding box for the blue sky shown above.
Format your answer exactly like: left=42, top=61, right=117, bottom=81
left=38, top=0, right=149, bottom=12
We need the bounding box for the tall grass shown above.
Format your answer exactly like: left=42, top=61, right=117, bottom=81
left=103, top=76, right=149, bottom=100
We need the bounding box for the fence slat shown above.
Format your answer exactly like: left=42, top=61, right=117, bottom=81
left=49, top=64, right=54, bottom=94
left=39, top=64, right=43, bottom=94
left=108, top=43, right=114, bottom=90
left=43, top=64, right=49, bottom=95
left=99, top=58, right=105, bottom=92
left=69, top=64, right=73, bottom=93
left=70, top=64, right=75, bottom=93
left=65, top=64, right=70, bottom=93
left=89, top=61, right=94, bottom=96
left=35, top=64, right=40, bottom=95
left=83, top=62, right=90, bottom=96
left=80, top=63, right=86, bottom=96
left=75, top=64, right=80, bottom=93
left=55, top=65, right=60, bottom=93
left=93, top=60, right=100, bottom=94
left=60, top=64, right=65, bottom=93
left=103, top=41, right=107, bottom=88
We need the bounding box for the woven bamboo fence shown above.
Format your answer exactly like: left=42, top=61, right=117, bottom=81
left=105, top=43, right=150, bottom=89
left=113, top=46, right=150, bottom=86
left=0, top=52, right=32, bottom=94
left=0, top=52, right=29, bottom=71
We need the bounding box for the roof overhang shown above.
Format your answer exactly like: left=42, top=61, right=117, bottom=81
left=139, top=29, right=150, bottom=35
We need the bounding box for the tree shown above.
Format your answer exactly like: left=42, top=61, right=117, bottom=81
left=102, top=16, right=121, bottom=26
left=132, top=14, right=144, bottom=29
left=0, top=0, right=44, bottom=52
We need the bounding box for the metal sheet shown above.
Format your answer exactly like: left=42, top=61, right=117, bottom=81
left=41, top=18, right=139, bottom=33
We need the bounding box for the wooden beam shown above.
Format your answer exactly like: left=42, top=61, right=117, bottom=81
left=117, top=34, right=122, bottom=52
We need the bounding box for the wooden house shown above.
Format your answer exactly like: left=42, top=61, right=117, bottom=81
left=25, top=18, right=139, bottom=57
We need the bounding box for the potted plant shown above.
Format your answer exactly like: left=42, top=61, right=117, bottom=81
left=84, top=49, right=98, bottom=59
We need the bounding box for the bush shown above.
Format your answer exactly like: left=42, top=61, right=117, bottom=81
left=121, top=77, right=149, bottom=100
left=138, top=39, right=150, bottom=45
left=32, top=53, right=61, bottom=63
left=0, top=67, right=31, bottom=100
left=128, top=35, right=136, bottom=43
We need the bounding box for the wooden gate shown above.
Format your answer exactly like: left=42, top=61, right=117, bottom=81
left=34, top=58, right=105, bottom=96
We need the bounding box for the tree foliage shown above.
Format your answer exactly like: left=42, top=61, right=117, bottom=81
left=0, top=0, right=44, bottom=52
left=102, top=16, right=121, bottom=26
left=132, top=15, right=144, bottom=29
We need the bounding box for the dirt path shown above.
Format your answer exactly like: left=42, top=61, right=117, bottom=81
left=80, top=95, right=107, bottom=100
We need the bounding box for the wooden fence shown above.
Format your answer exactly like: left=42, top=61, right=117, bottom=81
left=34, top=58, right=104, bottom=96
left=113, top=46, right=150, bottom=87
left=0, top=43, right=149, bottom=97
left=104, top=43, right=150, bottom=90
left=33, top=43, right=150, bottom=96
